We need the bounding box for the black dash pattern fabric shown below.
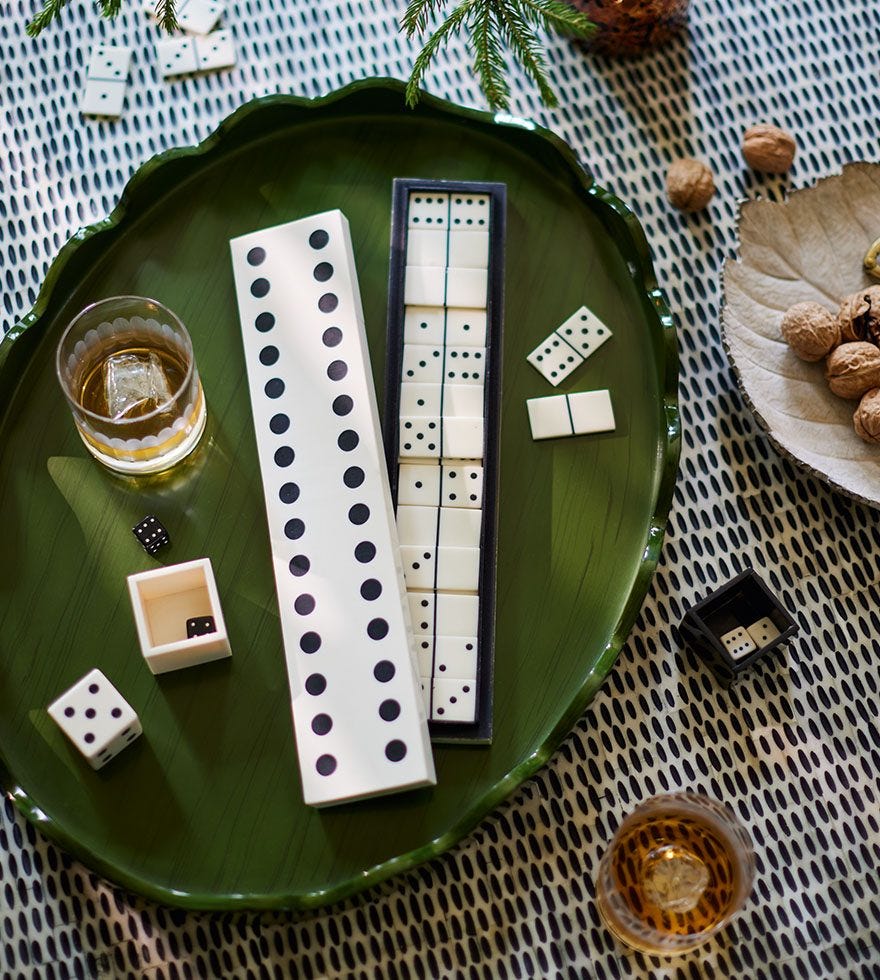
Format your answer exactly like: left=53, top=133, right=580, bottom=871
left=2, top=0, right=880, bottom=977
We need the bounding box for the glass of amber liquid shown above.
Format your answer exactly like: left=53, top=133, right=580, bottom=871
left=596, top=792, right=754, bottom=954
left=56, top=296, right=207, bottom=475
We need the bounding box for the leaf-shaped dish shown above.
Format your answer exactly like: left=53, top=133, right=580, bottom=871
left=723, top=161, right=880, bottom=507
left=0, top=79, right=679, bottom=910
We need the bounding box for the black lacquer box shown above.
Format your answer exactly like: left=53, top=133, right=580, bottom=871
left=384, top=178, right=506, bottom=743
left=680, top=569, right=799, bottom=683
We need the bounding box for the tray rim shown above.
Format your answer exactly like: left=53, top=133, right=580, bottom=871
left=0, top=77, right=681, bottom=911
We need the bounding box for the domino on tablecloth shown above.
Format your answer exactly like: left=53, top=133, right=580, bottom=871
left=527, top=389, right=615, bottom=440
left=384, top=179, right=505, bottom=743
left=144, top=0, right=225, bottom=33
left=177, top=0, right=225, bottom=34
left=156, top=30, right=236, bottom=78
left=230, top=210, right=435, bottom=807
left=80, top=45, right=132, bottom=117
left=526, top=306, right=613, bottom=386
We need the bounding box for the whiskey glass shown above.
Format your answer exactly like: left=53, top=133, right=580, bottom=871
left=56, top=296, right=207, bottom=475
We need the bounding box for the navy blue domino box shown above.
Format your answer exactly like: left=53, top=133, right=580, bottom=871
left=383, top=178, right=506, bottom=744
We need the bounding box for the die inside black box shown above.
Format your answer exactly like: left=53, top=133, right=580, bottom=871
left=680, top=569, right=798, bottom=683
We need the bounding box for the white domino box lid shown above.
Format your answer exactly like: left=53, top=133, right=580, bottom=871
left=230, top=209, right=435, bottom=806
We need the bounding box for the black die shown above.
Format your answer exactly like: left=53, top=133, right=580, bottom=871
left=186, top=616, right=216, bottom=638
left=132, top=515, right=170, bottom=555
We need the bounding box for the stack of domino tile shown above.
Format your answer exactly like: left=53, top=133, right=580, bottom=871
left=149, top=0, right=237, bottom=78
left=396, top=191, right=493, bottom=725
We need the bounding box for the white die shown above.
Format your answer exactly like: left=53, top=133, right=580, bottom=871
left=48, top=669, right=142, bottom=770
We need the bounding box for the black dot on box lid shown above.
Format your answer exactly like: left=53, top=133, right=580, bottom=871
left=255, top=312, right=275, bottom=332
left=289, top=554, right=310, bottom=576
left=300, top=631, right=321, bottom=653
left=332, top=394, right=353, bottom=416
left=265, top=378, right=284, bottom=398
left=279, top=482, right=299, bottom=503
left=379, top=699, right=400, bottom=722
left=367, top=618, right=389, bottom=640
left=343, top=466, right=364, bottom=488
left=274, top=446, right=294, bottom=467
left=373, top=660, right=395, bottom=682
left=338, top=429, right=359, bottom=451
left=305, top=673, right=326, bottom=695
left=285, top=518, right=305, bottom=540
left=355, top=541, right=376, bottom=563
left=313, top=262, right=333, bottom=282
left=311, top=713, right=332, bottom=735
left=294, top=594, right=315, bottom=615
left=360, top=578, right=381, bottom=600
left=348, top=503, right=369, bottom=525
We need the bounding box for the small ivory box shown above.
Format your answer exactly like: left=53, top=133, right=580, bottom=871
left=128, top=558, right=231, bottom=674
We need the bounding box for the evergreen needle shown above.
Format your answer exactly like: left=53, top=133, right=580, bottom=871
left=26, top=0, right=178, bottom=36
left=403, top=0, right=595, bottom=111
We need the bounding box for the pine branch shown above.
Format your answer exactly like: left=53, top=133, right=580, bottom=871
left=405, top=0, right=594, bottom=111
left=401, top=0, right=450, bottom=38
left=470, top=2, right=509, bottom=110
left=405, top=0, right=476, bottom=108
left=519, top=0, right=595, bottom=38
left=495, top=0, right=557, bottom=107
left=99, top=0, right=123, bottom=19
left=26, top=0, right=70, bottom=37
left=155, top=0, right=178, bottom=32
left=28, top=0, right=178, bottom=35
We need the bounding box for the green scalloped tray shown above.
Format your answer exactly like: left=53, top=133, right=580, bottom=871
left=0, top=80, right=679, bottom=910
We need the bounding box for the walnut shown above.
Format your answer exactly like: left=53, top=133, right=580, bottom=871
left=742, top=124, right=797, bottom=173
left=780, top=302, right=839, bottom=361
left=825, top=342, right=880, bottom=399
left=864, top=237, right=880, bottom=281
left=836, top=286, right=880, bottom=343
left=854, top=388, right=880, bottom=443
left=665, top=158, right=715, bottom=212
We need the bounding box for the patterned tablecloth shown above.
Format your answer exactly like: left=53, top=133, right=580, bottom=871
left=2, top=0, right=880, bottom=976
